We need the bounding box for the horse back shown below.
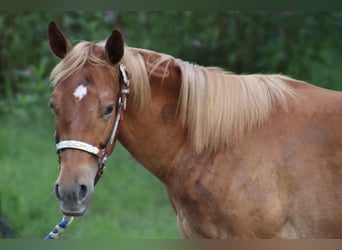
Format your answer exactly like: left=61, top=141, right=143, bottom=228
left=286, top=79, right=342, bottom=143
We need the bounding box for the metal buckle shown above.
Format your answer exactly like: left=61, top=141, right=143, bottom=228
left=119, top=63, right=130, bottom=86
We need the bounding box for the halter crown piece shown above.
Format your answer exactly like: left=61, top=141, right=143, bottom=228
left=55, top=63, right=130, bottom=185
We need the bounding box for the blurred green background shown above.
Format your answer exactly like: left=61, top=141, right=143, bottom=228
left=0, top=11, right=341, bottom=239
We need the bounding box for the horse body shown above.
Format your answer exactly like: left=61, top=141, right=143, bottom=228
left=47, top=21, right=342, bottom=238
left=119, top=64, right=342, bottom=238
left=177, top=87, right=342, bottom=238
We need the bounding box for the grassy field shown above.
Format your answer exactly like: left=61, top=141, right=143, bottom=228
left=0, top=106, right=179, bottom=239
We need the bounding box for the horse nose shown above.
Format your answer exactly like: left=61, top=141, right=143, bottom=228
left=55, top=182, right=90, bottom=204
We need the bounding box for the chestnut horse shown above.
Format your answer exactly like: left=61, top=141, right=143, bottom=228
left=47, top=21, right=342, bottom=238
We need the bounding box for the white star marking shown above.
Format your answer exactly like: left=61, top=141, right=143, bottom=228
left=73, top=85, right=87, bottom=101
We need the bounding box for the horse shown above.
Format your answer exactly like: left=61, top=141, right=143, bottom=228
left=47, top=21, right=342, bottom=238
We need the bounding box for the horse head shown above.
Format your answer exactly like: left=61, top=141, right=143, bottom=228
left=47, top=21, right=127, bottom=216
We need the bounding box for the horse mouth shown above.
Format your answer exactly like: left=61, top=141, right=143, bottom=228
left=59, top=201, right=89, bottom=217
left=61, top=207, right=88, bottom=217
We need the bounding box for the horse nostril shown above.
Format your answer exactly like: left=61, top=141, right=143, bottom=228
left=78, top=184, right=88, bottom=202
left=55, top=183, right=62, bottom=200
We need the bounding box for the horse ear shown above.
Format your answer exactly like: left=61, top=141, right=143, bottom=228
left=48, top=21, right=72, bottom=59
left=105, top=29, right=124, bottom=64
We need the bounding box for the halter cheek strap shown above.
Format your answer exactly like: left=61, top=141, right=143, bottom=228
left=55, top=63, right=130, bottom=185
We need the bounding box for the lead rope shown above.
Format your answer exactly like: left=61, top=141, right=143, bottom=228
left=44, top=216, right=74, bottom=239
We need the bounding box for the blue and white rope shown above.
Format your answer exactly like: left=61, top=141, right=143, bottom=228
left=44, top=216, right=74, bottom=239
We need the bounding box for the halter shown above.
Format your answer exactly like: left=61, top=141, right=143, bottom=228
left=55, top=63, right=130, bottom=185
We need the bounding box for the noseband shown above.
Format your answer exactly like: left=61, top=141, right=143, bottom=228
left=55, top=63, right=130, bottom=185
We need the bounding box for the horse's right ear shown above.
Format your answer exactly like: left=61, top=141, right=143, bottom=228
left=48, top=21, right=72, bottom=59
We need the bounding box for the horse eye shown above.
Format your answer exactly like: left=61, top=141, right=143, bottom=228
left=49, top=102, right=56, bottom=113
left=103, top=105, right=114, bottom=116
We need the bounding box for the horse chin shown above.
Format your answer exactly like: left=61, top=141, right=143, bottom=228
left=61, top=207, right=88, bottom=217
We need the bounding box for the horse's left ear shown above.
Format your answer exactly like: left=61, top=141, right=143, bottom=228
left=105, top=29, right=124, bottom=64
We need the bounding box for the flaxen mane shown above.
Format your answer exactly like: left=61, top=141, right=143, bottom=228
left=50, top=41, right=296, bottom=154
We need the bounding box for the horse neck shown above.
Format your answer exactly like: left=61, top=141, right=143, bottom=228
left=118, top=56, right=184, bottom=182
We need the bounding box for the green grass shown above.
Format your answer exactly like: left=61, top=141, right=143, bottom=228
left=0, top=107, right=179, bottom=239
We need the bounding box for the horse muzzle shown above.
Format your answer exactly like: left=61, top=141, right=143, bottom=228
left=55, top=181, right=94, bottom=217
